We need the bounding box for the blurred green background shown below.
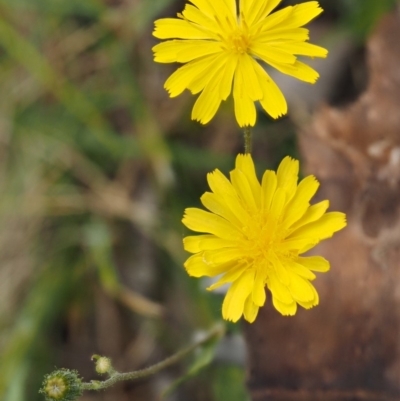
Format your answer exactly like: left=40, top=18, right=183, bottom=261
left=0, top=0, right=397, bottom=400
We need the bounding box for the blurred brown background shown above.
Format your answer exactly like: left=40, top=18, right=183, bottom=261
left=246, top=10, right=400, bottom=400
left=0, top=1, right=398, bottom=400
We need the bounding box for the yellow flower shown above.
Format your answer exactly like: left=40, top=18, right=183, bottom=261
left=182, top=154, right=346, bottom=323
left=153, top=0, right=328, bottom=127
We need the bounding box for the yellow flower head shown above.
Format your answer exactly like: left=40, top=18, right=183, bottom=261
left=182, top=154, right=346, bottom=323
left=153, top=0, right=328, bottom=127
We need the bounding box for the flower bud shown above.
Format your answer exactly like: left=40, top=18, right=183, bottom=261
left=40, top=369, right=83, bottom=401
left=94, top=356, right=112, bottom=375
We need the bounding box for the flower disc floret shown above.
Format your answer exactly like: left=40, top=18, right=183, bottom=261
left=182, top=154, right=346, bottom=323
left=153, top=0, right=328, bottom=127
left=40, top=369, right=83, bottom=401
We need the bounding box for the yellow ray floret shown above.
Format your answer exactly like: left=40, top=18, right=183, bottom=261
left=153, top=0, right=328, bottom=127
left=182, top=154, right=346, bottom=323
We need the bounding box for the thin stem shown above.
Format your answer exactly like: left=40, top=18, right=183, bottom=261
left=81, top=323, right=225, bottom=391
left=243, top=126, right=252, bottom=154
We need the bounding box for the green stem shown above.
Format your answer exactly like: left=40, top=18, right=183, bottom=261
left=243, top=127, right=252, bottom=154
left=80, top=323, right=224, bottom=391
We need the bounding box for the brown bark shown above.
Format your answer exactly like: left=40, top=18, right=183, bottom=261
left=245, top=11, right=400, bottom=401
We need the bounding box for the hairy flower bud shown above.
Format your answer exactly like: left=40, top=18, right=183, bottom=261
left=40, top=369, right=83, bottom=401
left=94, top=356, right=112, bottom=374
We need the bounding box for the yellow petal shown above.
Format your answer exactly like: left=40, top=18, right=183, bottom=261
left=288, top=211, right=347, bottom=241
left=201, top=192, right=243, bottom=227
left=207, top=169, right=237, bottom=197
left=256, top=27, right=309, bottom=43
left=270, top=187, right=287, bottom=219
left=242, top=0, right=282, bottom=26
left=183, top=234, right=236, bottom=253
left=220, top=54, right=238, bottom=100
left=287, top=261, right=316, bottom=280
left=175, top=41, right=223, bottom=63
left=297, top=284, right=319, bottom=309
left=272, top=297, right=297, bottom=316
left=164, top=54, right=221, bottom=97
left=188, top=52, right=227, bottom=94
left=182, top=4, right=220, bottom=33
left=153, top=18, right=214, bottom=40
left=190, top=0, right=237, bottom=19
left=276, top=42, right=328, bottom=58
left=235, top=154, right=261, bottom=206
left=261, top=170, right=277, bottom=211
left=296, top=256, right=330, bottom=272
left=182, top=208, right=242, bottom=240
left=276, top=156, right=299, bottom=198
left=283, top=1, right=323, bottom=29
left=207, top=263, right=247, bottom=290
left=267, top=59, right=320, bottom=83
left=191, top=75, right=223, bottom=124
left=191, top=94, right=221, bottom=124
left=233, top=60, right=257, bottom=127
left=236, top=56, right=264, bottom=101
left=187, top=0, right=237, bottom=32
left=283, top=175, right=319, bottom=228
left=274, top=255, right=291, bottom=285
left=299, top=242, right=317, bottom=253
left=189, top=0, right=215, bottom=16
left=184, top=253, right=234, bottom=277
left=279, top=238, right=317, bottom=252
left=204, top=178, right=252, bottom=228
left=268, top=272, right=292, bottom=304
left=258, top=6, right=293, bottom=32
left=183, top=235, right=204, bottom=253
left=219, top=0, right=237, bottom=26
left=288, top=273, right=315, bottom=302
left=252, top=269, right=267, bottom=306
left=224, top=194, right=252, bottom=224
left=230, top=169, right=257, bottom=211
left=208, top=0, right=237, bottom=27
left=251, top=42, right=296, bottom=65
left=221, top=0, right=237, bottom=17
left=252, top=60, right=288, bottom=119
left=234, top=94, right=256, bottom=127
left=290, top=199, right=329, bottom=231
left=243, top=296, right=260, bottom=323
left=152, top=40, right=222, bottom=63
left=203, top=247, right=245, bottom=265
left=222, top=270, right=255, bottom=322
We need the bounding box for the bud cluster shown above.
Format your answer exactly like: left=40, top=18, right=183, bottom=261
left=40, top=369, right=83, bottom=401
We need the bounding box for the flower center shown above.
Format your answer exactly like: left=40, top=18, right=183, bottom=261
left=230, top=29, right=249, bottom=54
left=240, top=213, right=277, bottom=262
left=46, top=378, right=66, bottom=399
